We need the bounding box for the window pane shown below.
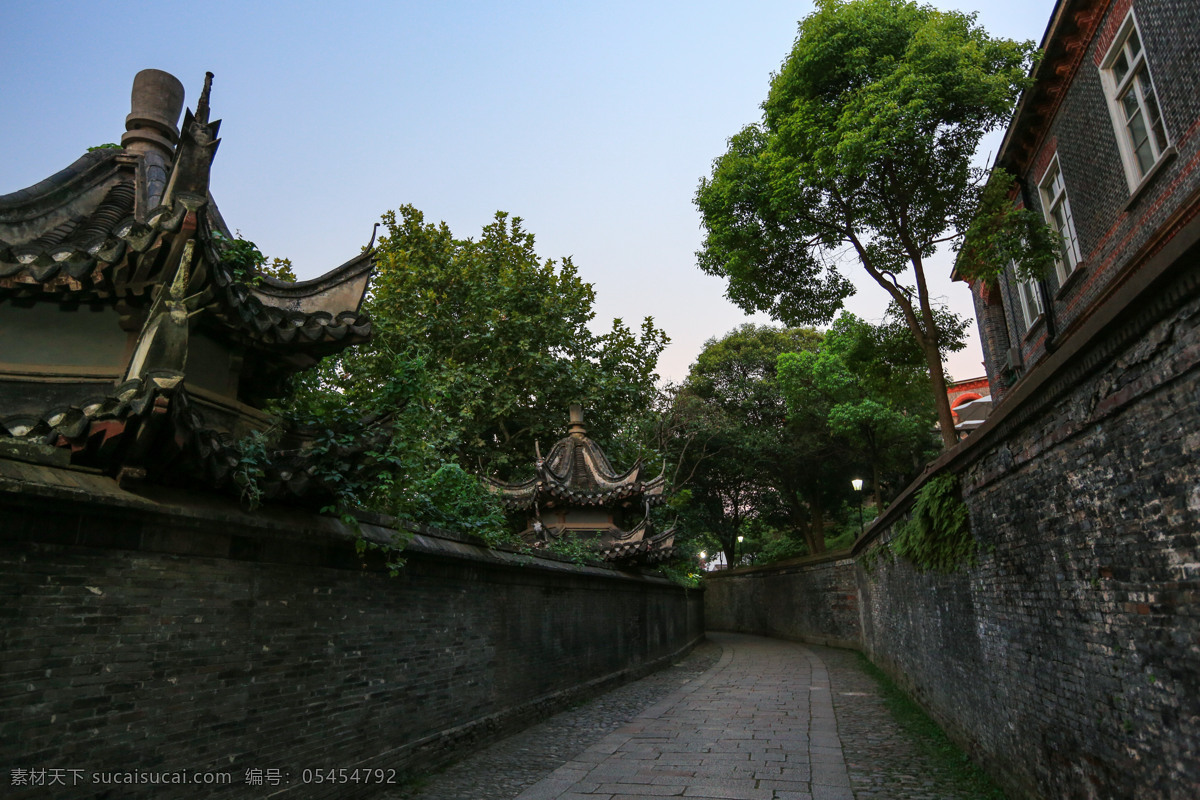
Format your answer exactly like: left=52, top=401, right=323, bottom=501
left=1132, top=126, right=1155, bottom=175
left=1143, top=82, right=1168, bottom=152
left=1019, top=280, right=1043, bottom=330
left=1127, top=26, right=1141, bottom=57
left=1052, top=205, right=1072, bottom=264
left=1062, top=202, right=1081, bottom=265
left=1114, top=50, right=1130, bottom=84
left=1048, top=166, right=1063, bottom=199
left=1122, top=86, right=1153, bottom=176
left=1121, top=87, right=1141, bottom=122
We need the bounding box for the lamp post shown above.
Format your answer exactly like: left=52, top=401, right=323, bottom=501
left=735, top=535, right=744, bottom=568
left=852, top=478, right=864, bottom=536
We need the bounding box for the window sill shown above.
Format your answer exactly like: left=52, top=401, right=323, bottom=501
left=1054, top=261, right=1087, bottom=300
left=1123, top=146, right=1178, bottom=211
left=1021, top=314, right=1046, bottom=344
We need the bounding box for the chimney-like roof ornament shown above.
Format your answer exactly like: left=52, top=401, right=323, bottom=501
left=121, top=69, right=185, bottom=158
left=568, top=403, right=586, bottom=438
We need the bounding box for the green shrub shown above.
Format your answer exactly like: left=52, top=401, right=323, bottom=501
left=891, top=473, right=975, bottom=572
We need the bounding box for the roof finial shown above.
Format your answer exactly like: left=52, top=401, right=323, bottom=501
left=196, top=72, right=214, bottom=124
left=568, top=404, right=586, bottom=438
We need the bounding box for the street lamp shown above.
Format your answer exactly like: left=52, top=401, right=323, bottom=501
left=851, top=478, right=864, bottom=536
left=735, top=535, right=744, bottom=568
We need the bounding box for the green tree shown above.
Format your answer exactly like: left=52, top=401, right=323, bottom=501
left=777, top=312, right=942, bottom=512
left=694, top=0, right=1036, bottom=447
left=330, top=205, right=668, bottom=481
left=673, top=324, right=841, bottom=564
left=215, top=232, right=299, bottom=283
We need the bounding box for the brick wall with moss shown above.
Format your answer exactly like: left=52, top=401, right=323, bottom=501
left=707, top=238, right=1200, bottom=798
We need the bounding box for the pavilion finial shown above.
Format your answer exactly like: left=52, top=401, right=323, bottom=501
left=568, top=404, right=586, bottom=438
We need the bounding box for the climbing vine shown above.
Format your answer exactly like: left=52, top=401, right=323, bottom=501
left=214, top=231, right=298, bottom=285
left=891, top=473, right=976, bottom=573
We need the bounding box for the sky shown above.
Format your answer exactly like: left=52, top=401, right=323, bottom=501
left=2, top=0, right=1056, bottom=384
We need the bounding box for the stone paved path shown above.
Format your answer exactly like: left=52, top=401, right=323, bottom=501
left=397, top=633, right=989, bottom=800
left=517, top=633, right=852, bottom=800
left=390, top=641, right=723, bottom=800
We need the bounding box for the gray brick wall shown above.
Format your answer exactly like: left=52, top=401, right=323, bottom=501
left=704, top=555, right=859, bottom=649
left=0, top=494, right=703, bottom=799
left=858, top=261, right=1200, bottom=798
left=703, top=228, right=1200, bottom=798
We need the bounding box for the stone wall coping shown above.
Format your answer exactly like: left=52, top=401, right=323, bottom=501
left=703, top=550, right=855, bottom=581
left=851, top=208, right=1200, bottom=556
left=0, top=454, right=682, bottom=589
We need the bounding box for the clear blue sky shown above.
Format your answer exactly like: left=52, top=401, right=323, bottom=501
left=2, top=0, right=1056, bottom=383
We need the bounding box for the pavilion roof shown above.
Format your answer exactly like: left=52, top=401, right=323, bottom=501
left=483, top=407, right=665, bottom=512
left=0, top=73, right=373, bottom=362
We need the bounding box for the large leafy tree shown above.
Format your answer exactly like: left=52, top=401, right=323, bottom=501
left=694, top=0, right=1035, bottom=447
left=674, top=324, right=837, bottom=564
left=289, top=205, right=668, bottom=488
left=777, top=311, right=947, bottom=512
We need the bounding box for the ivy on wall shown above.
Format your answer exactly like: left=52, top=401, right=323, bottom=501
left=891, top=473, right=976, bottom=573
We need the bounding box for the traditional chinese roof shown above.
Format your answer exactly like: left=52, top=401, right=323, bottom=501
left=0, top=369, right=393, bottom=505
left=596, top=525, right=677, bottom=565
left=0, top=71, right=373, bottom=360
left=484, top=406, right=674, bottom=567
left=484, top=405, right=665, bottom=512
left=0, top=69, right=381, bottom=504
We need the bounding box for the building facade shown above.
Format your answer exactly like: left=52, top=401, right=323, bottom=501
left=957, top=0, right=1200, bottom=402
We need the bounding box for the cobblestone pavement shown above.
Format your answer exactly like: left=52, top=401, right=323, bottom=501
left=393, top=634, right=989, bottom=800
left=389, top=641, right=723, bottom=800
left=812, top=645, right=983, bottom=800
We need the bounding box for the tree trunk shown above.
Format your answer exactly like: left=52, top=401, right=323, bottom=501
left=923, top=338, right=959, bottom=448
left=871, top=460, right=882, bottom=515
left=722, top=539, right=737, bottom=570
left=803, top=499, right=826, bottom=555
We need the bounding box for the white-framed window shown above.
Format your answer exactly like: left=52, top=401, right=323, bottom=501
left=1100, top=10, right=1170, bottom=189
left=1016, top=273, right=1043, bottom=332
left=1039, top=155, right=1082, bottom=283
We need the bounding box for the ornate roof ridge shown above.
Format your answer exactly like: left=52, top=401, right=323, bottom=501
left=0, top=371, right=392, bottom=504
left=483, top=418, right=666, bottom=511
left=0, top=72, right=374, bottom=355
left=202, top=231, right=374, bottom=351
left=253, top=249, right=373, bottom=295
left=0, top=149, right=123, bottom=219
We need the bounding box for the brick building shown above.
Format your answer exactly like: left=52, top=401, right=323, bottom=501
left=956, top=0, right=1200, bottom=402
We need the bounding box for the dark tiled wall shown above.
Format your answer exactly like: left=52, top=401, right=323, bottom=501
left=704, top=555, right=860, bottom=649
left=861, top=273, right=1200, bottom=798
left=705, top=246, right=1199, bottom=797
left=1, top=518, right=703, bottom=799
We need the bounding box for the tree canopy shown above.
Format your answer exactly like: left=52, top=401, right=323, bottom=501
left=694, top=0, right=1036, bottom=446
left=275, top=205, right=669, bottom=535
left=348, top=205, right=668, bottom=479
left=666, top=317, right=942, bottom=569
left=672, top=325, right=824, bottom=567
left=777, top=312, right=942, bottom=511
